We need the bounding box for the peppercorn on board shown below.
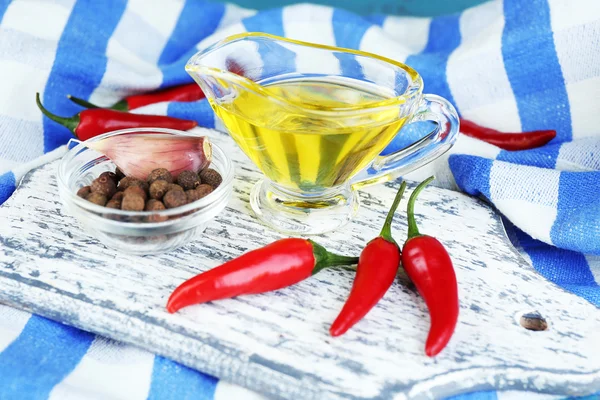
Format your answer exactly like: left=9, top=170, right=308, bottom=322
left=0, top=128, right=599, bottom=400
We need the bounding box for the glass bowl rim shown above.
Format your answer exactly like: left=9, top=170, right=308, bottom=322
left=186, top=32, right=424, bottom=115
left=57, top=127, right=235, bottom=220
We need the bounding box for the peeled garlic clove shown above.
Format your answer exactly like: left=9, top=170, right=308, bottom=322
left=88, top=133, right=212, bottom=180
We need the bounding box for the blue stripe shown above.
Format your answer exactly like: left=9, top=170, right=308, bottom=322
left=551, top=170, right=600, bottom=255
left=405, top=14, right=460, bottom=106
left=167, top=99, right=215, bottom=128
left=159, top=0, right=226, bottom=88
left=42, top=0, right=126, bottom=152
left=515, top=228, right=600, bottom=307
left=0, top=315, right=94, bottom=399
left=243, top=9, right=285, bottom=37
left=332, top=9, right=370, bottom=50
left=242, top=10, right=295, bottom=81
left=496, top=143, right=561, bottom=167
left=148, top=357, right=218, bottom=400
left=0, top=0, right=11, bottom=23
left=332, top=9, right=370, bottom=80
left=366, top=14, right=386, bottom=26
left=445, top=390, right=498, bottom=400
left=159, top=0, right=225, bottom=66
left=565, top=394, right=600, bottom=400
left=501, top=0, right=571, bottom=147
left=448, top=154, right=492, bottom=200
left=0, top=170, right=15, bottom=205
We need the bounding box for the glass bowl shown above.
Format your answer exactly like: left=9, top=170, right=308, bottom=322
left=57, top=128, right=234, bottom=255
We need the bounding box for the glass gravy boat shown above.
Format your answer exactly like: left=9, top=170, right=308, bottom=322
left=186, top=32, right=459, bottom=235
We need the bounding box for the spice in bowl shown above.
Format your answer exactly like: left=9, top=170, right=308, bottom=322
left=78, top=165, right=223, bottom=220
left=76, top=133, right=221, bottom=221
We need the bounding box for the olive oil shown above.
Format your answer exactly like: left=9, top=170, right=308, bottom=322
left=210, top=78, right=407, bottom=191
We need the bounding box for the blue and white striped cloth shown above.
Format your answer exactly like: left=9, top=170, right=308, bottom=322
left=0, top=0, right=598, bottom=398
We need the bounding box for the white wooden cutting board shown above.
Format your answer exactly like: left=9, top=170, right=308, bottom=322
left=0, top=129, right=598, bottom=400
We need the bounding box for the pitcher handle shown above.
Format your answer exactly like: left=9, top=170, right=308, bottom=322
left=350, top=94, right=460, bottom=189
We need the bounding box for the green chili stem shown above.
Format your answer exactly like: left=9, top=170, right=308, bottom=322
left=67, top=95, right=101, bottom=109
left=310, top=240, right=359, bottom=275
left=67, top=95, right=128, bottom=112
left=407, top=176, right=435, bottom=240
left=379, top=180, right=407, bottom=243
left=36, top=93, right=79, bottom=135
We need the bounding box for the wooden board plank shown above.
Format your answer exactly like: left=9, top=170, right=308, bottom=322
left=0, top=129, right=599, bottom=399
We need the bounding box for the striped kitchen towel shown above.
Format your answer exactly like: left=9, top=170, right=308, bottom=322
left=0, top=0, right=598, bottom=399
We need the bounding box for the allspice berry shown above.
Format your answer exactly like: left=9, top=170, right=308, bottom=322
left=111, top=192, right=125, bottom=202
left=123, top=185, right=148, bottom=202
left=145, top=199, right=168, bottom=222
left=86, top=192, right=107, bottom=206
left=147, top=168, right=173, bottom=185
left=149, top=180, right=170, bottom=200
left=177, top=170, right=200, bottom=190
left=121, top=194, right=145, bottom=211
left=118, top=177, right=148, bottom=192
left=186, top=184, right=213, bottom=203
left=91, top=175, right=117, bottom=198
left=163, top=189, right=187, bottom=209
left=77, top=186, right=91, bottom=198
left=105, top=199, right=122, bottom=209
left=99, top=171, right=118, bottom=184
left=145, top=199, right=166, bottom=211
left=199, top=168, right=222, bottom=189
left=167, top=183, right=184, bottom=192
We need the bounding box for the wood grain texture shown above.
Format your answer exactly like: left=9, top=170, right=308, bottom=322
left=0, top=129, right=599, bottom=400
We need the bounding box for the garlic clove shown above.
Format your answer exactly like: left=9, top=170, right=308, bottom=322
left=88, top=134, right=212, bottom=180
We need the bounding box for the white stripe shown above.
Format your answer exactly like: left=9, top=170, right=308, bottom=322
left=0, top=304, right=30, bottom=353
left=447, top=0, right=521, bottom=132
left=214, top=114, right=227, bottom=133
left=381, top=16, right=431, bottom=54
left=585, top=255, right=600, bottom=286
left=403, top=132, right=502, bottom=191
left=193, top=24, right=262, bottom=81
left=561, top=77, right=600, bottom=139
left=127, top=0, right=184, bottom=39
left=48, top=337, right=154, bottom=400
left=556, top=137, right=600, bottom=172
left=0, top=159, right=18, bottom=174
left=2, top=0, right=73, bottom=41
left=548, top=0, right=600, bottom=31
left=214, top=381, right=267, bottom=400
left=359, top=26, right=419, bottom=64
left=490, top=162, right=559, bottom=244
left=216, top=3, right=256, bottom=30
left=12, top=145, right=68, bottom=182
left=282, top=4, right=335, bottom=45
left=0, top=0, right=75, bottom=168
left=89, top=0, right=184, bottom=106
left=196, top=23, right=248, bottom=51
left=549, top=1, right=600, bottom=139
left=130, top=102, right=169, bottom=116
left=282, top=5, right=340, bottom=75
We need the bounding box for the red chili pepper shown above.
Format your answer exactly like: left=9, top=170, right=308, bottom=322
left=402, top=176, right=459, bottom=357
left=36, top=93, right=197, bottom=141
left=460, top=118, right=556, bottom=151
left=329, top=181, right=406, bottom=337
left=225, top=58, right=248, bottom=77
left=166, top=239, right=358, bottom=313
left=67, top=83, right=204, bottom=111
